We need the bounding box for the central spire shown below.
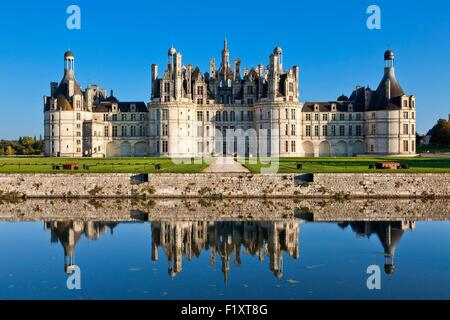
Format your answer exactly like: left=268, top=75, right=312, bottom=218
left=219, top=37, right=231, bottom=81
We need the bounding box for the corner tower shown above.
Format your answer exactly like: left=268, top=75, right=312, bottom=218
left=364, top=50, right=416, bottom=155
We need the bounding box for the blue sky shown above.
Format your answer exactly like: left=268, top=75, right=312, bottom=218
left=0, top=0, right=449, bottom=138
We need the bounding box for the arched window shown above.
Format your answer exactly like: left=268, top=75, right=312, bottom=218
left=223, top=111, right=228, bottom=122
left=215, top=111, right=221, bottom=122
left=230, top=111, right=235, bottom=122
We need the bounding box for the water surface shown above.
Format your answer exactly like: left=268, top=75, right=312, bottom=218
left=1, top=199, right=450, bottom=300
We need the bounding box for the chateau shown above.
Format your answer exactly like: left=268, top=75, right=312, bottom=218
left=44, top=40, right=416, bottom=157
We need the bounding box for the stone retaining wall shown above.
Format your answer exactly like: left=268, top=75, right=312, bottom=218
left=0, top=173, right=449, bottom=199
left=0, top=198, right=449, bottom=222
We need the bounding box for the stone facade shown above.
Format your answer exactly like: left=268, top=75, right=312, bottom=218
left=1, top=173, right=449, bottom=199
left=44, top=43, right=416, bottom=158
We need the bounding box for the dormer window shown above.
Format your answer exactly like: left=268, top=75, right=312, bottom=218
left=131, top=104, right=136, bottom=112
left=112, top=104, right=118, bottom=112
left=314, top=104, right=319, bottom=112
left=348, top=104, right=353, bottom=112
left=331, top=105, right=336, bottom=111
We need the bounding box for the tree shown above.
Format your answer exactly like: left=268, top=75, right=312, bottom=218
left=5, top=145, right=15, bottom=156
left=430, top=119, right=450, bottom=146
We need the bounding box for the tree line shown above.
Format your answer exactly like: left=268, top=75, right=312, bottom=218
left=0, top=136, right=45, bottom=156
left=430, top=119, right=450, bottom=147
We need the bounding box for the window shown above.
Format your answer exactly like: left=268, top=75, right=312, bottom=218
left=371, top=124, right=376, bottom=135
left=197, top=111, right=203, bottom=122
left=103, top=114, right=108, bottom=121
left=403, top=140, right=409, bottom=152
left=331, top=125, right=336, bottom=136
left=412, top=112, right=415, bottom=119
left=121, top=114, right=127, bottom=121
left=403, top=112, right=409, bottom=119
left=332, top=114, right=336, bottom=121
left=112, top=114, right=118, bottom=121
left=305, top=114, right=311, bottom=121
left=285, top=141, right=289, bottom=152
left=162, top=124, right=168, bottom=136
left=306, top=125, right=311, bottom=137
left=130, top=114, right=136, bottom=121
left=131, top=126, right=136, bottom=137
left=164, top=83, right=170, bottom=93
left=291, top=109, right=296, bottom=120
left=356, top=125, right=362, bottom=136
left=371, top=144, right=374, bottom=152
left=289, top=83, right=294, bottom=92
left=162, top=109, right=169, bottom=121
left=349, top=114, right=353, bottom=121
left=139, top=126, right=144, bottom=136
left=112, top=126, right=118, bottom=137
left=76, top=131, right=81, bottom=137
left=314, top=114, right=319, bottom=121
left=230, top=111, right=235, bottom=122
left=247, top=86, right=254, bottom=94
left=322, top=125, right=328, bottom=136
left=339, top=113, right=345, bottom=121
left=197, top=86, right=203, bottom=95
left=104, top=126, right=109, bottom=137
left=121, top=126, right=127, bottom=137
left=339, top=125, right=345, bottom=136
left=412, top=141, right=415, bottom=152
left=247, top=98, right=253, bottom=105
left=223, top=111, right=228, bottom=122
left=314, top=125, right=319, bottom=137
left=76, top=140, right=81, bottom=145
left=76, top=113, right=81, bottom=121
left=348, top=125, right=353, bottom=136
left=285, top=109, right=289, bottom=120
left=291, top=141, right=296, bottom=153
left=247, top=111, right=253, bottom=121
left=285, top=124, right=289, bottom=136
left=140, top=114, right=145, bottom=121
left=215, top=111, right=221, bottom=122
left=291, top=125, right=296, bottom=136
left=162, top=141, right=168, bottom=153
left=322, top=114, right=328, bottom=121
left=206, top=111, right=210, bottom=121
left=356, top=114, right=362, bottom=121
left=411, top=124, right=415, bottom=135
left=197, top=99, right=203, bottom=105
left=372, top=112, right=376, bottom=120
left=403, top=124, right=409, bottom=135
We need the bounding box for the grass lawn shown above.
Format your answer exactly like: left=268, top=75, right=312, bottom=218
left=0, top=157, right=209, bottom=174
left=238, top=157, right=450, bottom=173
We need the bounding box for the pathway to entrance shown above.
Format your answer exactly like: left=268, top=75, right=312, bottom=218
left=202, top=156, right=250, bottom=173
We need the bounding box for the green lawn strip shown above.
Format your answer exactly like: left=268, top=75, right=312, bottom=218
left=417, top=146, right=450, bottom=154
left=238, top=157, right=450, bottom=174
left=0, top=157, right=209, bottom=174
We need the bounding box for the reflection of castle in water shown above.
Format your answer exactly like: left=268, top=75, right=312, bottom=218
left=43, top=218, right=416, bottom=279
left=337, top=221, right=416, bottom=275
left=151, top=221, right=300, bottom=282
left=44, top=221, right=117, bottom=274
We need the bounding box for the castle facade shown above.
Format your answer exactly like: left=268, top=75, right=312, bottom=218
left=44, top=40, right=416, bottom=157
